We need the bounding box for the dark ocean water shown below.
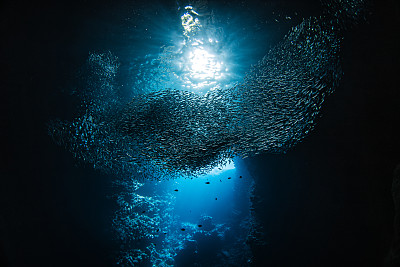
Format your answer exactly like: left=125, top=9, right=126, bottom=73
left=2, top=0, right=400, bottom=266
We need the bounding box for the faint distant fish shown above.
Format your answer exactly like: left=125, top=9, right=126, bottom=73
left=215, top=197, right=217, bottom=200
left=198, top=225, right=202, bottom=227
left=174, top=189, right=179, bottom=191
left=239, top=176, right=243, bottom=178
left=228, top=177, right=231, bottom=179
left=181, top=228, right=185, bottom=231
left=142, top=210, right=146, bottom=213
left=205, top=181, right=210, bottom=184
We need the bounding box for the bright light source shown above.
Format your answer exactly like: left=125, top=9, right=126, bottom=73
left=208, top=161, right=235, bottom=176
left=188, top=47, right=223, bottom=80
left=174, top=5, right=233, bottom=94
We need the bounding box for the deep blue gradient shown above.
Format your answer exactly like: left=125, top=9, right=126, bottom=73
left=126, top=160, right=253, bottom=265
left=172, top=172, right=236, bottom=224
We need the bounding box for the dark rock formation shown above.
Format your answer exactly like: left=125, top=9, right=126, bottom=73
left=387, top=164, right=400, bottom=266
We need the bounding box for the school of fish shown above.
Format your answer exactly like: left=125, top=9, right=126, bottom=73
left=48, top=0, right=369, bottom=180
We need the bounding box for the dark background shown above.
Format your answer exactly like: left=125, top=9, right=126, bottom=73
left=1, top=0, right=399, bottom=266
left=246, top=1, right=400, bottom=266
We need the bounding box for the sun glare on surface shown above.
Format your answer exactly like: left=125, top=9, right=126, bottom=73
left=188, top=47, right=224, bottom=81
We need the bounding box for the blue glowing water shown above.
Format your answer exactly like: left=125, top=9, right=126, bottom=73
left=46, top=0, right=371, bottom=266
left=120, top=159, right=254, bottom=266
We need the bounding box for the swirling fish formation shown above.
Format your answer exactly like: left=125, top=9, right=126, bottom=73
left=48, top=0, right=369, bottom=179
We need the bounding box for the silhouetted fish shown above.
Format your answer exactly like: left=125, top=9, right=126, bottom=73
left=239, top=176, right=243, bottom=178
left=198, top=225, right=202, bottom=227
left=181, top=228, right=185, bottom=231
left=228, top=177, right=231, bottom=179
left=215, top=197, right=218, bottom=200
left=174, top=189, right=179, bottom=191
left=205, top=181, right=210, bottom=184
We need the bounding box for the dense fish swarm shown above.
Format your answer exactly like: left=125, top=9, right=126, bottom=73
left=49, top=1, right=367, bottom=179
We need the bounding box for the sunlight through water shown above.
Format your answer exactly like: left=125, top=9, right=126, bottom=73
left=178, top=5, right=232, bottom=94
left=47, top=0, right=373, bottom=265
